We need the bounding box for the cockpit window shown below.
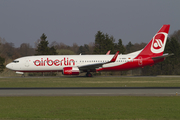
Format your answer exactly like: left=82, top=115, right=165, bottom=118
left=12, top=61, right=19, bottom=63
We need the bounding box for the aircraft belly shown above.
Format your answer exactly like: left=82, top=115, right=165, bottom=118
left=21, top=66, right=64, bottom=72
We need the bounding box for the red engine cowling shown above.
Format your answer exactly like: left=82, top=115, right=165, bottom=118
left=62, top=67, right=80, bottom=75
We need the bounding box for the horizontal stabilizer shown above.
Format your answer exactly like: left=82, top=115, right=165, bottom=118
left=151, top=53, right=174, bottom=60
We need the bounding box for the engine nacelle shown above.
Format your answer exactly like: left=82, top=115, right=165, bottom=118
left=62, top=67, right=80, bottom=75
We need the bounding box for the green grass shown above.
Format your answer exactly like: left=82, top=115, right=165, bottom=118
left=0, top=76, right=180, bottom=87
left=0, top=77, right=180, bottom=120
left=0, top=96, right=180, bottom=120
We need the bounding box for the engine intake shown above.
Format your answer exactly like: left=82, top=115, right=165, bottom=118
left=62, top=67, right=80, bottom=75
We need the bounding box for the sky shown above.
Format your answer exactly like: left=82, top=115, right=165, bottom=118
left=0, top=0, right=180, bottom=48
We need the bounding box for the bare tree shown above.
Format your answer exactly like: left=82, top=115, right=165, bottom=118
left=18, top=43, right=35, bottom=56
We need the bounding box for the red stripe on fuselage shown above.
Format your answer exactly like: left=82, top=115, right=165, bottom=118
left=97, top=57, right=164, bottom=71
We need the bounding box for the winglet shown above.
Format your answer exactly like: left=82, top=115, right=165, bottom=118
left=109, top=51, right=119, bottom=62
left=106, top=50, right=111, bottom=55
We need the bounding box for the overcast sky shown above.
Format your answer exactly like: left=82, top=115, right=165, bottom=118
left=0, top=0, right=180, bottom=48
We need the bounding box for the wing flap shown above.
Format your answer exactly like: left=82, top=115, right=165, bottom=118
left=79, top=62, right=105, bottom=70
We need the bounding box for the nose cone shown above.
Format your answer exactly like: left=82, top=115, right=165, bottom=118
left=6, top=63, right=13, bottom=70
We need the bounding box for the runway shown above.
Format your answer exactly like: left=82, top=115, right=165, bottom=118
left=0, top=87, right=180, bottom=96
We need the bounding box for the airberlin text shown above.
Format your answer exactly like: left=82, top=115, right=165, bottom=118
left=34, top=58, right=75, bottom=66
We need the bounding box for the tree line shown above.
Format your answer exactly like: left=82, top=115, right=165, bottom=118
left=0, top=29, right=180, bottom=76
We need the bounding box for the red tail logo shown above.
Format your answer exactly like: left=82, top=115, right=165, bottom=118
left=152, top=33, right=165, bottom=49
left=151, top=32, right=167, bottom=53
left=154, top=39, right=163, bottom=48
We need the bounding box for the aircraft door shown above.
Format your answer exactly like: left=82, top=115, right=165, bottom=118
left=25, top=59, right=29, bottom=67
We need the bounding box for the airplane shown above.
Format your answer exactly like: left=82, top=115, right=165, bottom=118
left=6, top=24, right=173, bottom=77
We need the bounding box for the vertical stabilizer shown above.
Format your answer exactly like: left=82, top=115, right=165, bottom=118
left=137, top=25, right=170, bottom=58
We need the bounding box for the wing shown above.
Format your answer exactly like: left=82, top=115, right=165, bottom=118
left=78, top=51, right=119, bottom=71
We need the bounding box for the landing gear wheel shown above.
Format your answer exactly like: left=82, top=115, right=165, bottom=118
left=86, top=72, right=92, bottom=77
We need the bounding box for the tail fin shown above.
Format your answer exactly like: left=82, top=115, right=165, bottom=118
left=137, top=24, right=170, bottom=58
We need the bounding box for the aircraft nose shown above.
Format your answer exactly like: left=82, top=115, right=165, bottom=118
left=6, top=63, right=13, bottom=70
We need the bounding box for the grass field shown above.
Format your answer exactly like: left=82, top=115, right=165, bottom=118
left=0, top=96, right=180, bottom=120
left=0, top=76, right=180, bottom=87
left=0, top=76, right=180, bottom=120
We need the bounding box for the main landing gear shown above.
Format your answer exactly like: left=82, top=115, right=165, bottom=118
left=86, top=72, right=92, bottom=77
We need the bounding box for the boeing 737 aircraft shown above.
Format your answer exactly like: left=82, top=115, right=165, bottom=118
left=6, top=25, right=172, bottom=77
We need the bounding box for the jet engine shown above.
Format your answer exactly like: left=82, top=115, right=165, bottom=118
left=62, top=67, right=80, bottom=75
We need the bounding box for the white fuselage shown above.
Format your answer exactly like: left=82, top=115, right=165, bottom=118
left=6, top=52, right=140, bottom=73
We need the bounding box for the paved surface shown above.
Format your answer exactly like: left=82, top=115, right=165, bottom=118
left=0, top=87, right=180, bottom=96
